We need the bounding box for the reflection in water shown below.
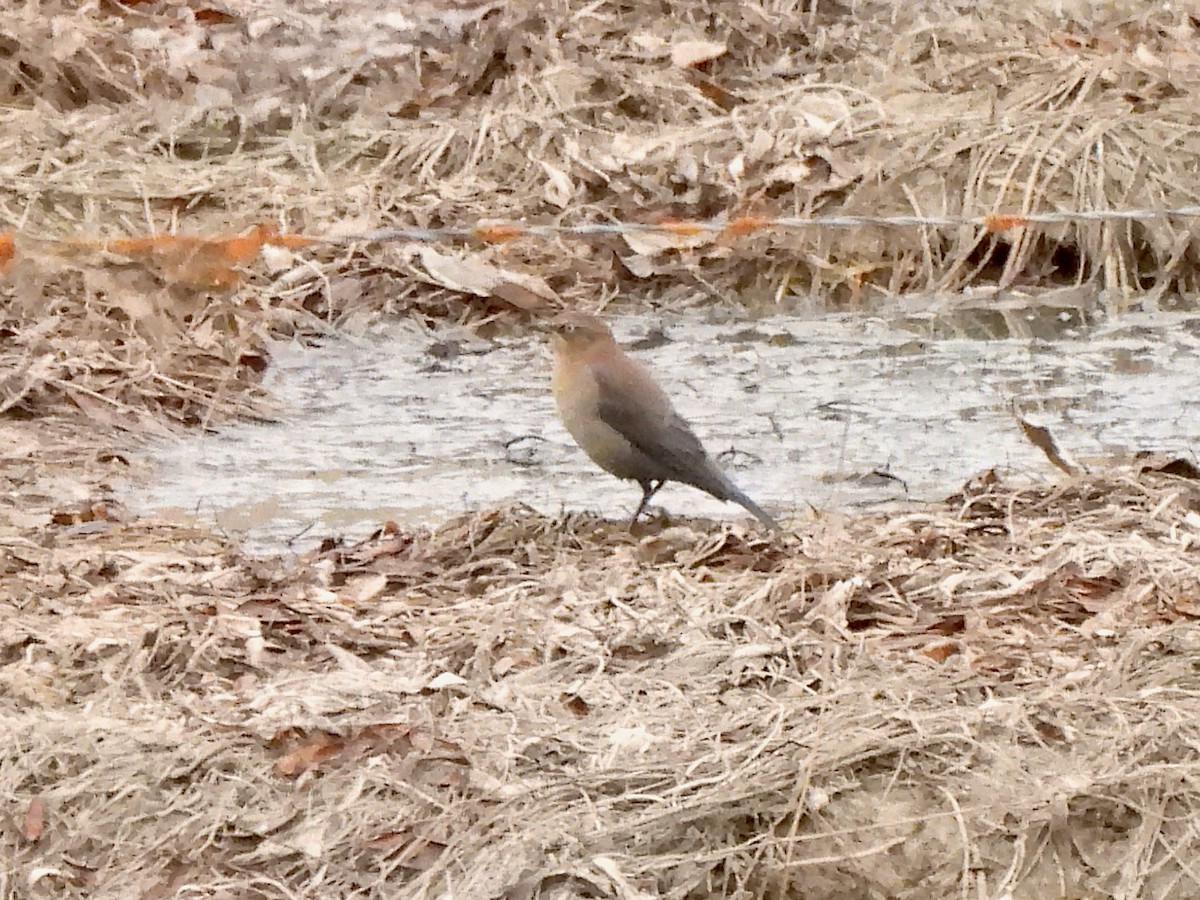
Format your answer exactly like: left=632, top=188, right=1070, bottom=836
left=132, top=307, right=1200, bottom=552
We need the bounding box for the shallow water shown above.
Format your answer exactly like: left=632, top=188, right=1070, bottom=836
left=132, top=302, right=1200, bottom=552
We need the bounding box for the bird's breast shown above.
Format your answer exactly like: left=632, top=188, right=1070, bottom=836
left=551, top=351, right=648, bottom=480
left=552, top=351, right=600, bottom=433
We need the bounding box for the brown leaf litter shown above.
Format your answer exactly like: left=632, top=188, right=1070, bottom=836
left=4, top=410, right=1200, bottom=896
left=3, top=0, right=1200, bottom=896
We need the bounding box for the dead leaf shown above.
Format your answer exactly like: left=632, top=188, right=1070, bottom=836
left=621, top=224, right=712, bottom=257
left=274, top=724, right=436, bottom=776
left=683, top=69, right=741, bottom=110
left=23, top=796, right=45, bottom=843
left=418, top=248, right=558, bottom=310
left=1133, top=43, right=1163, bottom=68
left=1015, top=411, right=1081, bottom=475
left=922, top=641, right=960, bottom=663
left=924, top=614, right=966, bottom=636
left=540, top=162, right=575, bottom=208
left=0, top=232, right=14, bottom=275
left=419, top=249, right=498, bottom=295
left=1134, top=452, right=1200, bottom=480
left=1170, top=595, right=1200, bottom=618
left=195, top=6, right=240, bottom=25
left=275, top=732, right=344, bottom=776
left=563, top=695, right=589, bottom=716
left=363, top=831, right=447, bottom=869
left=619, top=252, right=657, bottom=278
left=671, top=40, right=727, bottom=68
left=490, top=281, right=555, bottom=312
left=50, top=500, right=121, bottom=526
left=344, top=573, right=388, bottom=604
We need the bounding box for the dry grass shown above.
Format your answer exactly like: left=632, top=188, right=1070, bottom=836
left=3, top=428, right=1200, bottom=897
left=4, top=1, right=1200, bottom=897
left=6, top=0, right=1200, bottom=425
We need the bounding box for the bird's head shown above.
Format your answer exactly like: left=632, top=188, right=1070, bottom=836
left=543, top=311, right=616, bottom=351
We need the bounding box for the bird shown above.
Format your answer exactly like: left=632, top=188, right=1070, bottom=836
left=546, top=311, right=779, bottom=530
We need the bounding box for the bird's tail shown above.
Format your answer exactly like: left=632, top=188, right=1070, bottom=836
left=728, top=487, right=780, bottom=531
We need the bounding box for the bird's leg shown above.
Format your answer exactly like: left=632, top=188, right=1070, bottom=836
left=629, top=480, right=664, bottom=527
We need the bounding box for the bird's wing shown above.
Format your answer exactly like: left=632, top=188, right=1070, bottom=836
left=591, top=365, right=730, bottom=494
